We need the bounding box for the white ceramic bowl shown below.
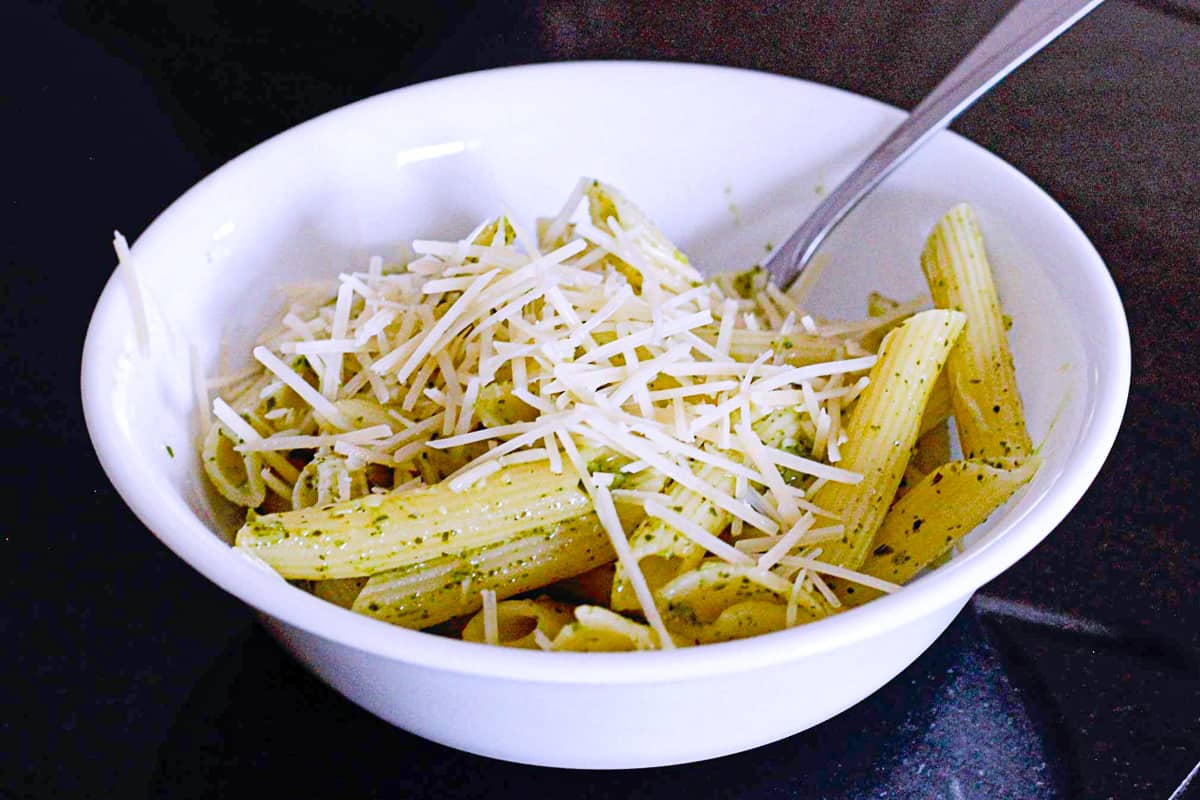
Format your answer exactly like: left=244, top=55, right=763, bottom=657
left=82, top=62, right=1129, bottom=768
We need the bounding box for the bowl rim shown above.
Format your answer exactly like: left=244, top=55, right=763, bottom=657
left=81, top=59, right=1131, bottom=683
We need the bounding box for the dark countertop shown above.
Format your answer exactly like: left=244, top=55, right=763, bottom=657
left=4, top=1, right=1197, bottom=798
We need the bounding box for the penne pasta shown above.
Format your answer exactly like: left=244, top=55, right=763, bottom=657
left=353, top=514, right=615, bottom=629
left=679, top=601, right=790, bottom=645
left=836, top=456, right=1040, bottom=606
left=805, top=310, right=966, bottom=570
left=658, top=561, right=790, bottom=619
left=553, top=605, right=665, bottom=651
left=202, top=422, right=267, bottom=508
left=920, top=204, right=1032, bottom=461
left=200, top=181, right=1038, bottom=652
left=235, top=462, right=591, bottom=579
left=461, top=597, right=575, bottom=649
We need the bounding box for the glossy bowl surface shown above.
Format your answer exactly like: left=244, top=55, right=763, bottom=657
left=82, top=62, right=1129, bottom=768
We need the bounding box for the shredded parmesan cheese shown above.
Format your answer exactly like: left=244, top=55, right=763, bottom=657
left=480, top=589, right=499, bottom=646
left=113, top=231, right=150, bottom=355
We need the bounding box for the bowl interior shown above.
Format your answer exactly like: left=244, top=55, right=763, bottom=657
left=83, top=62, right=1127, bottom=674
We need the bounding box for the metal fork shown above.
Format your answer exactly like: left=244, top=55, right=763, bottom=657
left=764, top=0, right=1105, bottom=289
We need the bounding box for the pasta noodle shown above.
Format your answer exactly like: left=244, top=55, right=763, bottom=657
left=920, top=204, right=1032, bottom=461
left=553, top=605, right=664, bottom=652
left=235, top=462, right=591, bottom=579
left=802, top=310, right=966, bottom=570
left=835, top=456, right=1040, bottom=606
left=351, top=513, right=616, bottom=629
left=199, top=180, right=1038, bottom=650
left=462, top=597, right=575, bottom=649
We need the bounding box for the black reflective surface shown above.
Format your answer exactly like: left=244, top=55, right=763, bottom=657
left=5, top=1, right=1199, bottom=798
left=147, top=610, right=1064, bottom=800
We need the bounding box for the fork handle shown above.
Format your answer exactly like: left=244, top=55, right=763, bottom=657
left=764, top=0, right=1104, bottom=289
